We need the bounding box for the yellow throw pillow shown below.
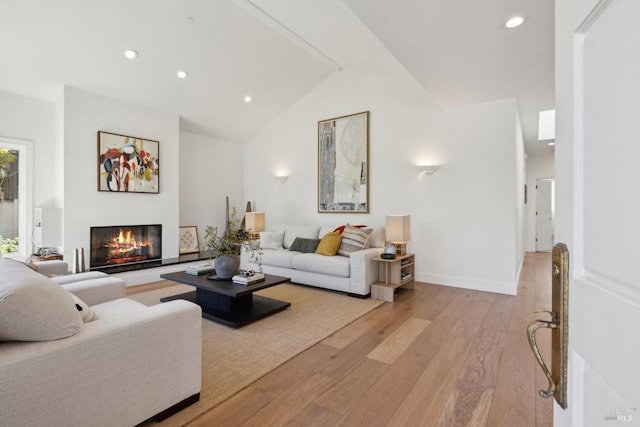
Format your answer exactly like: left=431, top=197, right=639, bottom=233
left=315, top=232, right=343, bottom=256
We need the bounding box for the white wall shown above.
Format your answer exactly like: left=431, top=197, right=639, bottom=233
left=244, top=70, right=521, bottom=294
left=0, top=90, right=58, bottom=256
left=1, top=77, right=524, bottom=295
left=525, top=152, right=554, bottom=251
left=61, top=87, right=180, bottom=263
left=0, top=91, right=59, bottom=208
left=0, top=87, right=245, bottom=280
left=179, top=130, right=244, bottom=246
left=516, top=112, right=526, bottom=275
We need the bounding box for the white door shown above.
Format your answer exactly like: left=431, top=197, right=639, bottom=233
left=535, top=178, right=554, bottom=252
left=555, top=0, right=640, bottom=426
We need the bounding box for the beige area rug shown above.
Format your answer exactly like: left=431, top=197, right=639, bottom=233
left=131, top=283, right=384, bottom=426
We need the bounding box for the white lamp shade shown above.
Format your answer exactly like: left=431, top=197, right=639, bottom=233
left=385, top=215, right=411, bottom=242
left=245, top=211, right=265, bottom=232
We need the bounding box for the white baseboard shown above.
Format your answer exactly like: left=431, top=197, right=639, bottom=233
left=415, top=271, right=517, bottom=295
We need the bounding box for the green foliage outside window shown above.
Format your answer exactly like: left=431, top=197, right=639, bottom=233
left=0, top=148, right=18, bottom=200
left=0, top=235, right=19, bottom=253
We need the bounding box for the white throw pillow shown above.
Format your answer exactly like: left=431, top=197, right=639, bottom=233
left=0, top=258, right=83, bottom=342
left=71, top=294, right=96, bottom=323
left=260, top=230, right=285, bottom=250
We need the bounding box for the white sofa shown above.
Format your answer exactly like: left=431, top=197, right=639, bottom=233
left=241, top=224, right=385, bottom=297
left=0, top=258, right=202, bottom=427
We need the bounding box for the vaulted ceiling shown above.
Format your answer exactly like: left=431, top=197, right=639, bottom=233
left=0, top=0, right=554, bottom=153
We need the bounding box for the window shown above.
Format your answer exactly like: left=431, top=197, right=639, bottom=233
left=0, top=137, right=33, bottom=257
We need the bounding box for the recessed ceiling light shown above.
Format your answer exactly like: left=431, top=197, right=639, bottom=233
left=124, top=49, right=138, bottom=60
left=505, top=16, right=524, bottom=28
left=244, top=95, right=252, bottom=103
left=177, top=70, right=189, bottom=79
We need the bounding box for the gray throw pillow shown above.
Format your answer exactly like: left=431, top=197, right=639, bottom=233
left=289, top=237, right=321, bottom=253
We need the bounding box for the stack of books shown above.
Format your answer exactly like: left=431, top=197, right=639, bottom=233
left=185, top=264, right=215, bottom=275
left=232, top=272, right=265, bottom=285
left=401, top=272, right=413, bottom=283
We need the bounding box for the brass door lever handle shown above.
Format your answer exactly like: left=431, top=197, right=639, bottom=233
left=527, top=317, right=558, bottom=398
left=525, top=243, right=569, bottom=409
left=533, top=308, right=556, bottom=320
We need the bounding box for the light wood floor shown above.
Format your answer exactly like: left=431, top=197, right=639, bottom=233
left=146, top=252, right=553, bottom=426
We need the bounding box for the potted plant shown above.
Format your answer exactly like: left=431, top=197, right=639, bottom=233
left=204, top=209, right=262, bottom=279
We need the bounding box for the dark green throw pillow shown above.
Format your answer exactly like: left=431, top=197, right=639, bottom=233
left=289, top=237, right=321, bottom=253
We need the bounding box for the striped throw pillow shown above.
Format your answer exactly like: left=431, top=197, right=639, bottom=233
left=337, top=225, right=372, bottom=256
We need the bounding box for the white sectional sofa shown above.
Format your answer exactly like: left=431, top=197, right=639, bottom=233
left=241, top=224, right=385, bottom=297
left=0, top=258, right=202, bottom=427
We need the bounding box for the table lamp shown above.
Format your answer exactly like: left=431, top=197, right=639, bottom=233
left=245, top=211, right=265, bottom=240
left=385, top=214, right=411, bottom=256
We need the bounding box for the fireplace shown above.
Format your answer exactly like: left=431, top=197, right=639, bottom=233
left=90, top=224, right=162, bottom=270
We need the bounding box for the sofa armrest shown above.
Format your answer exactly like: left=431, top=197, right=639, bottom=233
left=32, top=260, right=68, bottom=276
left=0, top=299, right=202, bottom=427
left=61, top=276, right=127, bottom=306
left=349, top=247, right=383, bottom=295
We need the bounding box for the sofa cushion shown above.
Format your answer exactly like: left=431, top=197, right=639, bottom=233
left=51, top=271, right=108, bottom=285
left=90, top=297, right=149, bottom=318
left=71, top=294, right=96, bottom=323
left=260, top=249, right=298, bottom=269
left=289, top=237, right=320, bottom=253
left=315, top=232, right=342, bottom=256
left=337, top=225, right=373, bottom=256
left=282, top=225, right=321, bottom=249
left=60, top=276, right=127, bottom=307
left=366, top=227, right=386, bottom=248
left=260, top=230, right=285, bottom=250
left=31, top=260, right=68, bottom=276
left=0, top=258, right=82, bottom=342
left=292, top=253, right=350, bottom=278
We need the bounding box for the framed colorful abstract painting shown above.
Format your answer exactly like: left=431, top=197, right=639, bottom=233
left=98, top=131, right=159, bottom=194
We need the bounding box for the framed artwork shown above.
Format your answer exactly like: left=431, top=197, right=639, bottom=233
left=98, top=131, right=159, bottom=193
left=179, top=226, right=200, bottom=254
left=318, top=111, right=369, bottom=213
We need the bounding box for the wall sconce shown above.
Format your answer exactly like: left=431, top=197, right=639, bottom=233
left=385, top=214, right=411, bottom=256
left=275, top=175, right=289, bottom=183
left=418, top=165, right=440, bottom=175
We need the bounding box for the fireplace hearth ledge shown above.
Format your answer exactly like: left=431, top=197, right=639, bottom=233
left=91, top=252, right=211, bottom=274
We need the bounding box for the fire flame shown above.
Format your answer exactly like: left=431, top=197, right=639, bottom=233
left=105, top=229, right=152, bottom=257
left=116, top=229, right=137, bottom=249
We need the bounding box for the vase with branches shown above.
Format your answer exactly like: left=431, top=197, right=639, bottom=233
left=204, top=209, right=262, bottom=278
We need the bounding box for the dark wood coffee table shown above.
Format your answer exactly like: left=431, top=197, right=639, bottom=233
left=159, top=271, right=291, bottom=328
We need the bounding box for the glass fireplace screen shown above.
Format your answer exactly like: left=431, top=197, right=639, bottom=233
left=90, top=224, right=162, bottom=268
